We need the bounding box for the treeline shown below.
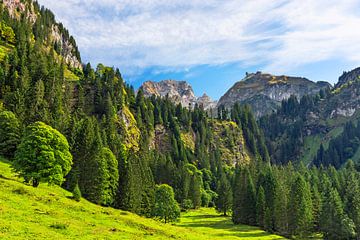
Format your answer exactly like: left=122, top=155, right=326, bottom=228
left=0, top=1, right=269, bottom=221
left=314, top=120, right=360, bottom=168
left=231, top=160, right=360, bottom=239
left=259, top=90, right=330, bottom=164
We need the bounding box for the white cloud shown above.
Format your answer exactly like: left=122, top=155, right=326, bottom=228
left=37, top=0, right=360, bottom=76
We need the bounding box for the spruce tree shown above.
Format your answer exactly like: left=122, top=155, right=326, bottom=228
left=232, top=168, right=256, bottom=225
left=288, top=174, right=313, bottom=237
left=0, top=110, right=20, bottom=159
left=216, top=174, right=233, bottom=216
left=256, top=186, right=266, bottom=227
left=320, top=187, right=355, bottom=240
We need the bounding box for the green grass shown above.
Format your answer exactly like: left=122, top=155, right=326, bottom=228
left=300, top=126, right=343, bottom=166
left=0, top=158, right=284, bottom=239
left=176, top=208, right=286, bottom=239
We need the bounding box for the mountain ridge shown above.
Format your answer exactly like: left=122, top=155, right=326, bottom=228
left=140, top=79, right=217, bottom=110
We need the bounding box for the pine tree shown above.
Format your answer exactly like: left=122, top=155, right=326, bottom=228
left=0, top=110, right=20, bottom=159
left=344, top=161, right=360, bottom=238
left=232, top=168, right=256, bottom=225
left=288, top=174, right=313, bottom=237
left=320, top=187, right=356, bottom=240
left=216, top=173, right=233, bottom=216
left=256, top=186, right=266, bottom=227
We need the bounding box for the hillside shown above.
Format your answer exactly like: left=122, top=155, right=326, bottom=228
left=0, top=158, right=283, bottom=240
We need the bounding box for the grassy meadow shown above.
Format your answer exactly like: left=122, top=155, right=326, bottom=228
left=0, top=158, right=285, bottom=239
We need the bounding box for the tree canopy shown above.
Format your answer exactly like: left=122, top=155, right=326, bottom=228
left=13, top=122, right=72, bottom=187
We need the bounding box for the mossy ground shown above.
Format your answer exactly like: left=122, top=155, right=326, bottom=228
left=0, top=158, right=284, bottom=239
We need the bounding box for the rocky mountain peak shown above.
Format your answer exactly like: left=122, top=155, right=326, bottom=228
left=335, top=67, right=360, bottom=89
left=141, top=80, right=197, bottom=107
left=140, top=80, right=217, bottom=110
left=197, top=93, right=217, bottom=110
left=218, top=72, right=331, bottom=117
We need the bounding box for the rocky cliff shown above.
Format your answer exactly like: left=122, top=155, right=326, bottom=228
left=217, top=71, right=331, bottom=117
left=3, top=0, right=82, bottom=70
left=140, top=80, right=217, bottom=110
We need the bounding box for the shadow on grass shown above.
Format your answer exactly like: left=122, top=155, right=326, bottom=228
left=179, top=213, right=286, bottom=239
left=0, top=173, right=12, bottom=181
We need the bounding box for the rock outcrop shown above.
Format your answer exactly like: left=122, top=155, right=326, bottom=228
left=140, top=80, right=217, bottom=110
left=217, top=71, right=331, bottom=117
left=2, top=0, right=82, bottom=70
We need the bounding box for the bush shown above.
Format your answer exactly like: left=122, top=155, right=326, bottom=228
left=181, top=199, right=193, bottom=212
left=72, top=183, right=81, bottom=202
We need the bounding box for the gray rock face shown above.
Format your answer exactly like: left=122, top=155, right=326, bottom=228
left=50, top=25, right=83, bottom=70
left=217, top=71, right=331, bottom=117
left=197, top=93, right=218, bottom=110
left=335, top=67, right=360, bottom=89
left=3, top=0, right=82, bottom=70
left=140, top=80, right=217, bottom=110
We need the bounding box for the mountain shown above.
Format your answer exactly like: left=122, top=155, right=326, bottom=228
left=335, top=67, right=360, bottom=89
left=140, top=80, right=217, bottom=110
left=259, top=66, right=360, bottom=166
left=217, top=71, right=331, bottom=117
left=3, top=0, right=82, bottom=70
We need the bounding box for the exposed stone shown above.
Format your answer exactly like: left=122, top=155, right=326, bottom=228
left=140, top=80, right=217, bottom=110
left=217, top=71, right=331, bottom=117
left=3, top=0, right=82, bottom=70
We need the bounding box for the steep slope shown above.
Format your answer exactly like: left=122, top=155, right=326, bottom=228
left=140, top=80, right=217, bottom=110
left=2, top=0, right=82, bottom=70
left=218, top=71, right=330, bottom=117
left=259, top=66, right=360, bottom=166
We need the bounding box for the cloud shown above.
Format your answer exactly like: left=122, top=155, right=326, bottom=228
left=37, top=0, right=360, bottom=77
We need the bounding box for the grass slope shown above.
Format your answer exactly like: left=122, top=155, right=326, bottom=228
left=0, top=158, right=284, bottom=239
left=176, top=208, right=285, bottom=240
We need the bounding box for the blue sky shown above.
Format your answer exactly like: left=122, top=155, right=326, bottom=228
left=37, top=0, right=360, bottom=100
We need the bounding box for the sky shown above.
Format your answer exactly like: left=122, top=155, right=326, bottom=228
left=37, top=0, right=360, bottom=100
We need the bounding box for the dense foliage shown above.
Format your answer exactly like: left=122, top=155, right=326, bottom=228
left=0, top=110, right=20, bottom=158
left=231, top=160, right=360, bottom=239
left=2, top=2, right=360, bottom=240
left=152, top=184, right=180, bottom=223
left=13, top=121, right=72, bottom=187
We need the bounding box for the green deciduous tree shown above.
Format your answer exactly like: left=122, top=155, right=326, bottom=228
left=152, top=184, right=180, bottom=223
left=13, top=122, right=72, bottom=187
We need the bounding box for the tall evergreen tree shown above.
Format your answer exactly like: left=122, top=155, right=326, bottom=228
left=288, top=174, right=313, bottom=237
left=216, top=173, right=233, bottom=216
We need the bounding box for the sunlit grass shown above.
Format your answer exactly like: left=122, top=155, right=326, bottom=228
left=175, top=208, right=286, bottom=239
left=0, top=158, right=284, bottom=239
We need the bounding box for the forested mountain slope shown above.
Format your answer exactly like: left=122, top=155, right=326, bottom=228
left=259, top=67, right=360, bottom=167
left=3, top=1, right=360, bottom=240
left=0, top=0, right=267, bottom=217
